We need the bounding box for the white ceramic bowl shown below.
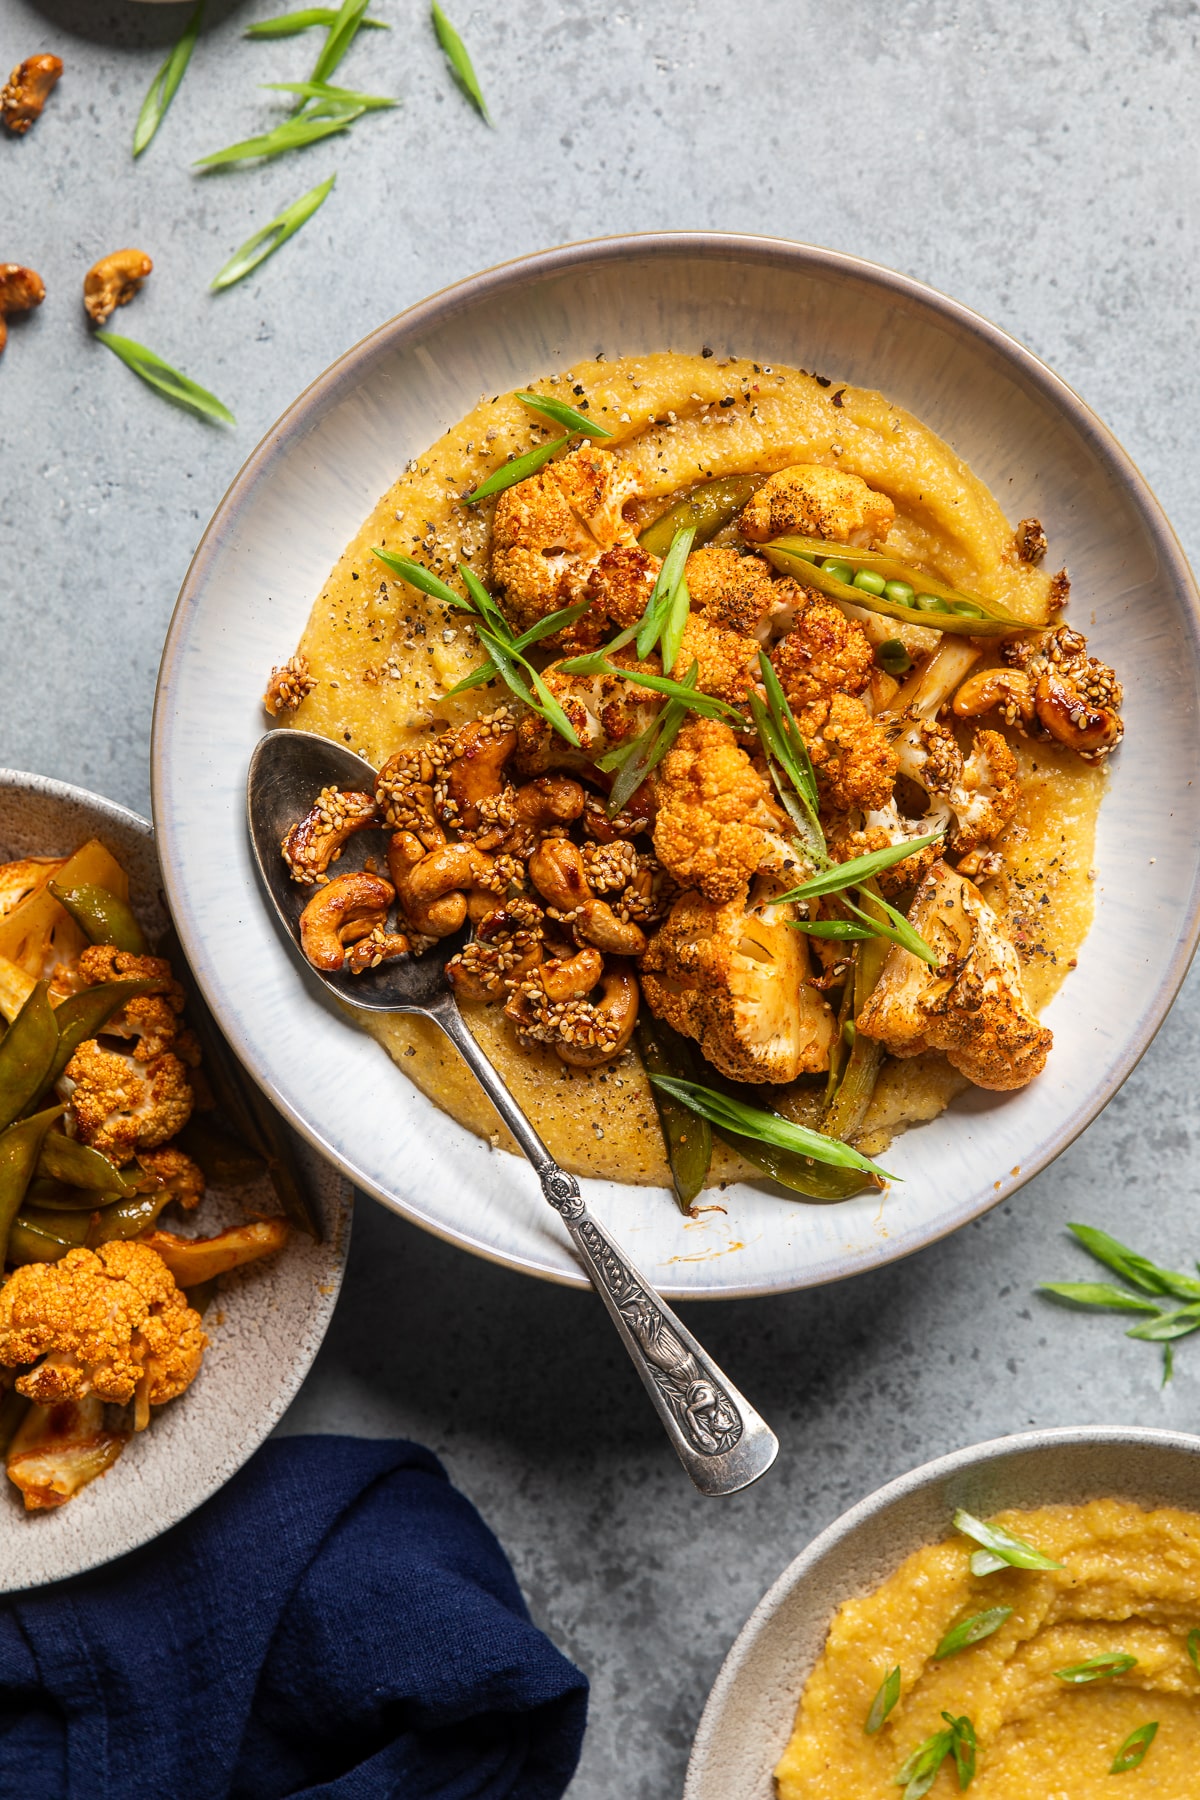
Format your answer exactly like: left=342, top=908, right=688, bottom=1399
left=152, top=232, right=1200, bottom=1299
left=685, top=1426, right=1200, bottom=1798
left=0, top=770, right=351, bottom=1589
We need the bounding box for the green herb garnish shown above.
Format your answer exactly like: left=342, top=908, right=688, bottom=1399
left=953, top=1509, right=1063, bottom=1575
left=1189, top=1628, right=1200, bottom=1675
left=465, top=435, right=569, bottom=504
left=1038, top=1281, right=1163, bottom=1315
left=369, top=549, right=580, bottom=745
left=133, top=0, right=205, bottom=158
left=583, top=659, right=745, bottom=725
left=934, top=1608, right=1012, bottom=1660
left=245, top=8, right=388, bottom=37
left=310, top=0, right=373, bottom=86
left=945, top=1714, right=976, bottom=1790
left=211, top=174, right=336, bottom=292
left=1053, top=1653, right=1138, bottom=1683
left=431, top=1, right=491, bottom=123
left=647, top=1077, right=895, bottom=1182
left=194, top=109, right=363, bottom=167
left=865, top=1666, right=901, bottom=1734
left=894, top=1727, right=954, bottom=1798
left=598, top=664, right=698, bottom=815
left=515, top=390, right=612, bottom=439
left=262, top=78, right=398, bottom=113
left=1039, top=1225, right=1200, bottom=1384
left=636, top=526, right=696, bottom=659
left=776, top=835, right=945, bottom=905
left=94, top=332, right=234, bottom=425
left=1110, top=1722, right=1157, bottom=1775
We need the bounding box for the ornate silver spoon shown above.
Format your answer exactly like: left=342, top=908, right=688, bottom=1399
left=247, top=729, right=778, bottom=1496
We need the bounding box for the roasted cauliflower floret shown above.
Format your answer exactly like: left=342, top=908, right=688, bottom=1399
left=771, top=592, right=876, bottom=708
left=826, top=801, right=942, bottom=897
left=671, top=613, right=758, bottom=704
left=491, top=443, right=657, bottom=633
left=63, top=1040, right=194, bottom=1165
left=0, top=1241, right=207, bottom=1421
left=892, top=719, right=1020, bottom=854
left=517, top=654, right=660, bottom=769
left=857, top=860, right=1052, bottom=1090
left=653, top=719, right=799, bottom=904
left=135, top=1144, right=205, bottom=1210
left=799, top=694, right=898, bottom=812
left=642, top=880, right=835, bottom=1083
left=73, top=944, right=187, bottom=1062
left=684, top=546, right=783, bottom=638
left=738, top=462, right=895, bottom=548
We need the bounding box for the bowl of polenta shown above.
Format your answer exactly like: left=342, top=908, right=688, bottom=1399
left=685, top=1427, right=1200, bottom=1799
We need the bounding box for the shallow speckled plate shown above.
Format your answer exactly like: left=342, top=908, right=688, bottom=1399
left=152, top=233, right=1200, bottom=1299
left=0, top=771, right=351, bottom=1590
left=684, top=1426, right=1200, bottom=1798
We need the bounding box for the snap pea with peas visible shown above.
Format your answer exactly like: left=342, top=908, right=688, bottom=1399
left=0, top=1104, right=64, bottom=1267
left=0, top=982, right=58, bottom=1134
left=48, top=881, right=148, bottom=954
left=636, top=1014, right=713, bottom=1213
left=638, top=475, right=759, bottom=559
left=761, top=535, right=1029, bottom=638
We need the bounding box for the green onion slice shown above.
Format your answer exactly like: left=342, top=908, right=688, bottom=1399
left=245, top=9, right=389, bottom=37
left=211, top=175, right=336, bottom=292
left=934, top=1607, right=1012, bottom=1659
left=94, top=332, right=234, bottom=425
left=1053, top=1652, right=1138, bottom=1683
left=775, top=833, right=944, bottom=905
left=262, top=78, right=397, bottom=112
left=515, top=390, right=612, bottom=439
left=895, top=1727, right=954, bottom=1798
left=953, top=1509, right=1063, bottom=1572
left=1110, top=1722, right=1157, bottom=1775
left=647, top=1077, right=895, bottom=1181
left=1037, top=1281, right=1163, bottom=1314
left=1125, top=1301, right=1200, bottom=1341
left=465, top=435, right=569, bottom=504
left=1067, top=1223, right=1200, bottom=1300
left=310, top=0, right=372, bottom=85
left=588, top=658, right=744, bottom=724
left=944, top=1713, right=976, bottom=1790
left=761, top=536, right=1027, bottom=638
left=431, top=1, right=491, bottom=122
left=865, top=1665, right=901, bottom=1735
left=194, top=109, right=362, bottom=167
left=636, top=526, right=695, bottom=659
left=133, top=0, right=205, bottom=158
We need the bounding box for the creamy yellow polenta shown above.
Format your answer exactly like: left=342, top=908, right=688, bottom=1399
left=284, top=351, right=1102, bottom=1181
left=777, top=1501, right=1200, bottom=1798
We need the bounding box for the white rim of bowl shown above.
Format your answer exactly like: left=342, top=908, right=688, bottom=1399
left=151, top=230, right=1200, bottom=1293
left=686, top=1422, right=1200, bottom=1791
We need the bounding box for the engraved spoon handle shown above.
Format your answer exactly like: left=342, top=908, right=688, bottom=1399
left=429, top=998, right=779, bottom=1496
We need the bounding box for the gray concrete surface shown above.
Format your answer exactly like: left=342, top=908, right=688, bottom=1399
left=5, top=2, right=1200, bottom=1793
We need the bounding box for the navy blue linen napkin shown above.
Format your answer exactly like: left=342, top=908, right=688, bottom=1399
left=0, top=1435, right=587, bottom=1800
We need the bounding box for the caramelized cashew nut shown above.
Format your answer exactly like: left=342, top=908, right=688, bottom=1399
left=446, top=902, right=545, bottom=1003
left=440, top=719, right=518, bottom=828
left=1032, top=670, right=1123, bottom=756
left=535, top=947, right=604, bottom=1003
left=1, top=55, right=62, bottom=136
left=282, top=787, right=380, bottom=886
left=83, top=249, right=153, bottom=326
left=388, top=833, right=496, bottom=938
left=528, top=839, right=648, bottom=956
left=951, top=667, right=1035, bottom=726
left=299, top=871, right=398, bottom=973
left=0, top=264, right=45, bottom=355
left=556, top=963, right=640, bottom=1068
